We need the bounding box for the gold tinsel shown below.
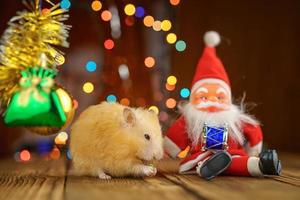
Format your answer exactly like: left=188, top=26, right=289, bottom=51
left=0, top=0, right=70, bottom=109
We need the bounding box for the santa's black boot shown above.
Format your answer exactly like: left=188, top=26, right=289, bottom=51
left=259, top=149, right=282, bottom=175
left=197, top=151, right=232, bottom=180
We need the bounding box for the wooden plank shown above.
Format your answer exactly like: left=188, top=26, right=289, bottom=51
left=159, top=155, right=300, bottom=200
left=0, top=157, right=66, bottom=200
left=64, top=174, right=198, bottom=200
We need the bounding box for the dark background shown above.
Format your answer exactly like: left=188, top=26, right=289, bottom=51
left=0, top=0, right=299, bottom=156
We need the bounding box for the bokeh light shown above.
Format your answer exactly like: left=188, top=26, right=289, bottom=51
left=135, top=6, right=145, bottom=18
left=61, top=0, right=71, bottom=10
left=143, top=15, right=154, bottom=27
left=73, top=99, right=78, bottom=109
left=175, top=40, right=187, bottom=52
left=91, top=0, right=102, bottom=11
left=104, top=39, right=114, bottom=50
left=166, top=33, right=177, bottom=44
left=50, top=147, right=60, bottom=160
left=20, top=150, right=31, bottom=161
left=166, top=83, right=176, bottom=91
left=180, top=88, right=190, bottom=98
left=125, top=16, right=135, bottom=26
left=170, top=0, right=181, bottom=6
left=149, top=106, right=159, bottom=114
left=118, top=64, right=130, bottom=80
left=67, top=149, right=72, bottom=160
left=101, top=10, right=112, bottom=21
left=159, top=111, right=169, bottom=122
left=166, top=98, right=177, bottom=109
left=124, top=4, right=136, bottom=16
left=120, top=98, right=130, bottom=106
left=42, top=8, right=50, bottom=15
left=167, top=75, right=177, bottom=85
left=144, top=57, right=155, bottom=68
left=85, top=61, right=97, bottom=72
left=55, top=131, right=68, bottom=145
left=106, top=94, right=117, bottom=102
left=153, top=21, right=162, bottom=31
left=83, top=82, right=94, bottom=93
left=136, top=97, right=146, bottom=106
left=161, top=20, right=172, bottom=31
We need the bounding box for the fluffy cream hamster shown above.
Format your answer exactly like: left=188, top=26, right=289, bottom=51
left=70, top=102, right=163, bottom=179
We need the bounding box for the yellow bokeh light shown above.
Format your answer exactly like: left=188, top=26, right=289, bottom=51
left=149, top=106, right=159, bottom=115
left=143, top=15, right=154, bottom=27
left=166, top=33, right=177, bottom=44
left=55, top=131, right=69, bottom=145
left=91, top=0, right=102, bottom=11
left=167, top=75, right=177, bottom=85
left=161, top=20, right=172, bottom=31
left=152, top=21, right=162, bottom=31
left=124, top=4, right=136, bottom=16
left=83, top=82, right=94, bottom=93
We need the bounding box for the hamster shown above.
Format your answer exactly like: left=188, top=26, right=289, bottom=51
left=70, top=102, right=163, bottom=179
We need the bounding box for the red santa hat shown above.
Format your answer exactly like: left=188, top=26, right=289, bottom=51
left=191, top=31, right=231, bottom=97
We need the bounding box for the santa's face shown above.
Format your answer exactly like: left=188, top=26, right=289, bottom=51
left=190, top=82, right=230, bottom=112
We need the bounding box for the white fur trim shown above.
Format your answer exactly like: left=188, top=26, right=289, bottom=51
left=179, top=151, right=211, bottom=173
left=231, top=155, right=241, bottom=158
left=245, top=141, right=262, bottom=157
left=163, top=137, right=181, bottom=158
left=247, top=157, right=263, bottom=177
left=204, top=31, right=220, bottom=47
left=191, top=78, right=231, bottom=100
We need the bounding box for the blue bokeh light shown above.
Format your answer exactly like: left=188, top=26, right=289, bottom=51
left=135, top=6, right=145, bottom=18
left=180, top=88, right=190, bottom=98
left=85, top=61, right=97, bottom=72
left=61, top=0, right=71, bottom=10
left=106, top=94, right=117, bottom=103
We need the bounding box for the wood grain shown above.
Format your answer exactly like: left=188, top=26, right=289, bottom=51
left=0, top=158, right=66, bottom=200
left=0, top=154, right=300, bottom=200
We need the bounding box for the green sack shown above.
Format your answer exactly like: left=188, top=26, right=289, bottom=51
left=3, top=67, right=66, bottom=127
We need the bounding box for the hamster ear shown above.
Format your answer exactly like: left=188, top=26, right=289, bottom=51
left=123, top=108, right=136, bottom=126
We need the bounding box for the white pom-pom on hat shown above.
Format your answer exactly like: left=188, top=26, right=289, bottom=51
left=203, top=31, right=221, bottom=47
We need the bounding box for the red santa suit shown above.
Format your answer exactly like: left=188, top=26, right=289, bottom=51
left=164, top=31, right=263, bottom=177
left=164, top=116, right=263, bottom=176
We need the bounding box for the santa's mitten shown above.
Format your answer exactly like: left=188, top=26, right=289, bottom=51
left=196, top=151, right=232, bottom=180
left=259, top=149, right=281, bottom=175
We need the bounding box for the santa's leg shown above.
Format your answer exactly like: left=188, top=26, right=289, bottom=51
left=224, top=150, right=281, bottom=176
left=224, top=156, right=263, bottom=176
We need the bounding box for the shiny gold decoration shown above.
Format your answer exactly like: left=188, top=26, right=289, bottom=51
left=27, top=86, right=75, bottom=135
left=0, top=0, right=70, bottom=109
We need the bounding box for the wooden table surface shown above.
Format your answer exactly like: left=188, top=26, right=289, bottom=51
left=0, top=153, right=299, bottom=200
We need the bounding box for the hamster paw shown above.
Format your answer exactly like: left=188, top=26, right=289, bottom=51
left=143, top=165, right=157, bottom=177
left=98, top=172, right=112, bottom=180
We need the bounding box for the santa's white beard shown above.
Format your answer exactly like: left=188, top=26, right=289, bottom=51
left=180, top=102, right=259, bottom=147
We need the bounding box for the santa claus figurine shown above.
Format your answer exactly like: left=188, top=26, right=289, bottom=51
left=164, top=31, right=281, bottom=180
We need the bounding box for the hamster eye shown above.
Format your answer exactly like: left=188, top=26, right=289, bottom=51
left=144, top=134, right=151, bottom=141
